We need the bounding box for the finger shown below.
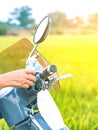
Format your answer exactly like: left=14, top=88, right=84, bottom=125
left=25, top=68, right=35, bottom=74
left=12, top=81, right=29, bottom=89
left=26, top=74, right=36, bottom=82
left=25, top=79, right=34, bottom=86
left=24, top=84, right=30, bottom=88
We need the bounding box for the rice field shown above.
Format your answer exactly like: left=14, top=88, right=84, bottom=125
left=0, top=35, right=98, bottom=130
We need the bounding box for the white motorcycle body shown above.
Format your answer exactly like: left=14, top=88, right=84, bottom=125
left=37, top=89, right=67, bottom=130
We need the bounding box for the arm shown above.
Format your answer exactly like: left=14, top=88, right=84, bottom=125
left=0, top=68, right=36, bottom=89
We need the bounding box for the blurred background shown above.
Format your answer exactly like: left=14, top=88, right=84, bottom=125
left=0, top=0, right=98, bottom=35
left=0, top=0, right=98, bottom=130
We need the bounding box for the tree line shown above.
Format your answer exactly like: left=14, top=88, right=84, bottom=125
left=0, top=6, right=98, bottom=35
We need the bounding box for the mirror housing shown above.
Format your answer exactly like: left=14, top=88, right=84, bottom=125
left=33, top=16, right=51, bottom=44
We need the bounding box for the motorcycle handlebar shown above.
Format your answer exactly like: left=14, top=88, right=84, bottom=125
left=26, top=65, right=57, bottom=91
left=39, top=65, right=57, bottom=80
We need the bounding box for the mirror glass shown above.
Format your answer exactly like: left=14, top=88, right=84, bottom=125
left=33, top=16, right=50, bottom=44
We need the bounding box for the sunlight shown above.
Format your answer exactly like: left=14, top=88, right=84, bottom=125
left=0, top=0, right=98, bottom=23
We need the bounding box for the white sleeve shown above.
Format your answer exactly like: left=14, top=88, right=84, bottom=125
left=0, top=87, right=13, bottom=98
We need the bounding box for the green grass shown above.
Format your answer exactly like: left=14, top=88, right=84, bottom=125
left=0, top=35, right=98, bottom=130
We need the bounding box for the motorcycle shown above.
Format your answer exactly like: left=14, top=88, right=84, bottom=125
left=0, top=16, right=71, bottom=130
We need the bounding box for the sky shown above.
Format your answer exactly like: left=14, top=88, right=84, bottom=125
left=0, top=0, right=98, bottom=23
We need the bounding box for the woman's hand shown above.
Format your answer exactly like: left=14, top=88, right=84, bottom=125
left=0, top=68, right=36, bottom=89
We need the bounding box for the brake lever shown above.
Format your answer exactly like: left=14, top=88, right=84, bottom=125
left=50, top=73, right=72, bottom=85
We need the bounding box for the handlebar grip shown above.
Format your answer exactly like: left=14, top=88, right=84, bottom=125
left=39, top=65, right=57, bottom=80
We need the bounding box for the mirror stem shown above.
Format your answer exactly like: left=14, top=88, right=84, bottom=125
left=28, top=44, right=38, bottom=59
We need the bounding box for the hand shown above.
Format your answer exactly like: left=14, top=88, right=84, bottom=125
left=0, top=68, right=36, bottom=88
